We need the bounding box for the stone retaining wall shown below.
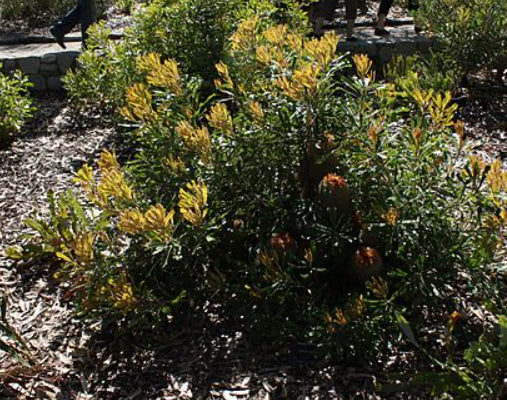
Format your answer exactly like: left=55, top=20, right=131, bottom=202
left=0, top=28, right=432, bottom=92
left=0, top=50, right=80, bottom=91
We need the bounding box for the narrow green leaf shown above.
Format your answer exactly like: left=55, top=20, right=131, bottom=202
left=395, top=310, right=419, bottom=347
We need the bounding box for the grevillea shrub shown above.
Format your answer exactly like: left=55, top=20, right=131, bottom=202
left=10, top=12, right=507, bottom=393
left=0, top=66, right=34, bottom=149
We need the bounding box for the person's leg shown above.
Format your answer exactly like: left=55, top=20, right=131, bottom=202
left=345, top=0, right=358, bottom=40
left=358, top=0, right=368, bottom=15
left=79, top=0, right=95, bottom=43
left=52, top=2, right=81, bottom=36
left=375, top=0, right=394, bottom=35
left=309, top=0, right=337, bottom=37
left=51, top=1, right=82, bottom=48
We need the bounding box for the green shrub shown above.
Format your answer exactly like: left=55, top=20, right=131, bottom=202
left=0, top=66, right=34, bottom=149
left=63, top=0, right=311, bottom=110
left=10, top=8, right=507, bottom=392
left=16, top=17, right=507, bottom=340
left=384, top=52, right=460, bottom=94
left=415, top=0, right=507, bottom=76
left=64, top=0, right=239, bottom=110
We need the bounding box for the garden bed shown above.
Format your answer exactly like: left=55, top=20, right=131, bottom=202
left=0, top=76, right=505, bottom=398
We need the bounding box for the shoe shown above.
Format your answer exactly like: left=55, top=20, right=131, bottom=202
left=346, top=36, right=359, bottom=42
left=50, top=27, right=66, bottom=49
left=374, top=27, right=390, bottom=36
left=414, top=25, right=422, bottom=34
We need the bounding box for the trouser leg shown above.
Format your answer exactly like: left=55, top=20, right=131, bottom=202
left=79, top=0, right=95, bottom=41
left=345, top=0, right=358, bottom=20
left=344, top=0, right=357, bottom=37
left=378, top=0, right=394, bottom=16
left=52, top=3, right=82, bottom=35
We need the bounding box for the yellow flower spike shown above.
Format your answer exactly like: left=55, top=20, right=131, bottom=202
left=294, top=63, right=320, bottom=92
left=125, top=83, right=154, bottom=122
left=256, top=45, right=274, bottom=66
left=73, top=164, right=96, bottom=200
left=249, top=101, right=264, bottom=123
left=137, top=52, right=160, bottom=72
left=287, top=33, right=304, bottom=54
left=429, top=91, right=458, bottom=128
left=258, top=248, right=274, bottom=269
left=230, top=16, right=259, bottom=52
left=144, top=203, right=175, bottom=235
left=165, top=154, right=186, bottom=174
left=487, top=160, right=507, bottom=194
left=501, top=209, right=507, bottom=225
left=382, top=207, right=400, bottom=226
left=347, top=295, right=367, bottom=319
left=366, top=277, right=389, bottom=300
left=178, top=180, right=208, bottom=227
left=175, top=121, right=212, bottom=164
left=206, top=103, right=234, bottom=136
left=274, top=50, right=289, bottom=69
left=137, top=53, right=182, bottom=94
left=455, top=120, right=465, bottom=150
left=304, top=31, right=339, bottom=68
left=118, top=209, right=146, bottom=234
left=274, top=62, right=322, bottom=101
left=411, top=87, right=434, bottom=110
left=120, top=106, right=136, bottom=122
left=263, top=25, right=288, bottom=46
left=353, top=54, right=375, bottom=81
left=98, top=150, right=120, bottom=173
left=104, top=271, right=136, bottom=315
left=274, top=75, right=302, bottom=101
left=72, top=232, right=94, bottom=264
left=215, top=61, right=234, bottom=88
left=99, top=169, right=134, bottom=202
left=334, top=308, right=348, bottom=326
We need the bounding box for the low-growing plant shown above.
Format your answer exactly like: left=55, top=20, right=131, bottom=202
left=411, top=314, right=507, bottom=399
left=415, top=0, right=507, bottom=78
left=0, top=66, right=35, bottom=149
left=385, top=52, right=460, bottom=94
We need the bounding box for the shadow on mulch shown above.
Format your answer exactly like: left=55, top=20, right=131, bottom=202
left=56, top=316, right=367, bottom=400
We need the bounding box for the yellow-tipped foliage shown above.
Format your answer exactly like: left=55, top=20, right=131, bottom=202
left=137, top=53, right=183, bottom=95
left=175, top=121, right=212, bottom=164
left=178, top=180, right=208, bottom=227
left=206, top=103, right=234, bottom=136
